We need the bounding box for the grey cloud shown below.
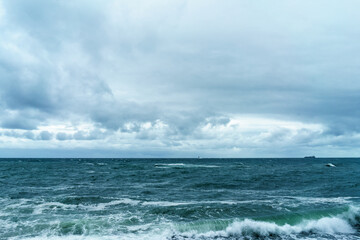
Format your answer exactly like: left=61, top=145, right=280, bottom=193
left=2, top=130, right=35, bottom=140
left=55, top=130, right=109, bottom=141
left=1, top=0, right=360, bottom=156
left=1, top=117, right=38, bottom=130
left=23, top=131, right=35, bottom=140
left=2, top=130, right=22, bottom=138
left=262, top=128, right=292, bottom=143
left=1, top=0, right=106, bottom=52
left=56, top=132, right=71, bottom=141
left=39, top=131, right=52, bottom=140
left=205, top=117, right=231, bottom=127
left=73, top=130, right=109, bottom=141
left=0, top=71, right=54, bottom=117
left=0, top=109, right=45, bottom=130
left=88, top=101, right=158, bottom=131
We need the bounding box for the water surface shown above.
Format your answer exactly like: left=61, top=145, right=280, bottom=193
left=1, top=158, right=359, bottom=239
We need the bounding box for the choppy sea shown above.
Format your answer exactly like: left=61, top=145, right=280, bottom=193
left=1, top=158, right=360, bottom=240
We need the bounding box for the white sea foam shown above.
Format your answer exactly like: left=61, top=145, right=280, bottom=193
left=164, top=163, right=185, bottom=166
left=8, top=235, right=167, bottom=240
left=180, top=205, right=360, bottom=239
left=4, top=198, right=32, bottom=210
left=12, top=196, right=360, bottom=216
left=33, top=198, right=243, bottom=208
left=31, top=198, right=141, bottom=214
left=86, top=198, right=141, bottom=211
left=5, top=197, right=360, bottom=240
left=283, top=196, right=355, bottom=204
left=6, top=206, right=360, bottom=240
left=33, top=202, right=78, bottom=214
left=266, top=196, right=358, bottom=210
left=96, top=163, right=108, bottom=166
left=142, top=201, right=191, bottom=207
left=225, top=217, right=354, bottom=236
left=8, top=226, right=173, bottom=240
left=142, top=200, right=241, bottom=207
left=47, top=197, right=344, bottom=208
left=127, top=223, right=152, bottom=232
left=0, top=218, right=19, bottom=231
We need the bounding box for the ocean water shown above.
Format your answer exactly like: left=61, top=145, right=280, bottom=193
left=1, top=158, right=360, bottom=240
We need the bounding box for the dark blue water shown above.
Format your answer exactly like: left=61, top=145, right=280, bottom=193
left=1, top=158, right=360, bottom=239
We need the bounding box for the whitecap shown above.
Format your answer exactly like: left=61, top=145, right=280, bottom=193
left=142, top=200, right=248, bottom=207
left=33, top=202, right=77, bottom=214
left=85, top=198, right=141, bottom=211
left=96, top=163, right=107, bottom=166
left=179, top=205, right=360, bottom=239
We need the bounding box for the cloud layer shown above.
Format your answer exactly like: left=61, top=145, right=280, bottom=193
left=1, top=0, right=360, bottom=157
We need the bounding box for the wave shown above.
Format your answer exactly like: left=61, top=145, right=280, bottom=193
left=88, top=198, right=140, bottom=210
left=5, top=205, right=360, bottom=240
left=176, top=205, right=360, bottom=239
left=142, top=200, right=241, bottom=207
left=31, top=198, right=141, bottom=214
left=137, top=196, right=359, bottom=209
left=279, top=196, right=357, bottom=205
left=4, top=196, right=358, bottom=215
left=7, top=220, right=174, bottom=240
left=10, top=233, right=171, bottom=240
left=31, top=199, right=240, bottom=213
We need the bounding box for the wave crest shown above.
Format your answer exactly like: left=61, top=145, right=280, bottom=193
left=178, top=206, right=359, bottom=239
left=226, top=217, right=354, bottom=236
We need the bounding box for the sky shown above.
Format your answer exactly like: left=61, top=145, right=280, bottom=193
left=1, top=0, right=360, bottom=158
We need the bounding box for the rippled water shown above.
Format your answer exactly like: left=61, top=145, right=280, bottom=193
left=1, top=158, right=360, bottom=239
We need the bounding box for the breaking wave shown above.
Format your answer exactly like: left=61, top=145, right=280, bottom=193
left=174, top=205, right=360, bottom=239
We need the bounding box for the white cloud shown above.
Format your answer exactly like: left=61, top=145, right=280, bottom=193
left=0, top=116, right=327, bottom=157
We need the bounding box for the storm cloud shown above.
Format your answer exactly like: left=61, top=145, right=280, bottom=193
left=1, top=0, right=360, bottom=157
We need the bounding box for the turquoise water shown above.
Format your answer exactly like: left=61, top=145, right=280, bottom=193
left=1, top=158, right=360, bottom=240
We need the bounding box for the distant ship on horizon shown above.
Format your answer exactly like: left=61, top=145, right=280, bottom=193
left=304, top=156, right=316, bottom=159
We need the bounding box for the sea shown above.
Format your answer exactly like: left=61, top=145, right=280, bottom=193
left=0, top=158, right=359, bottom=240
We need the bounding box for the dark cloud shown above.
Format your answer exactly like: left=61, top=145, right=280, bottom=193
left=1, top=117, right=38, bottom=130
left=0, top=109, right=44, bottom=130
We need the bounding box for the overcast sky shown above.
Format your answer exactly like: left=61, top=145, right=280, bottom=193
left=1, top=0, right=360, bottom=158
